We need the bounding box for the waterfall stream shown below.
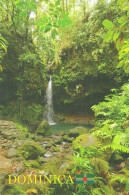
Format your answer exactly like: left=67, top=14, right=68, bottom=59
left=44, top=75, right=56, bottom=125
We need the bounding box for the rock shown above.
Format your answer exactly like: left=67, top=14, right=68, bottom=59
left=114, top=162, right=125, bottom=170
left=110, top=153, right=124, bottom=163
left=2, top=142, right=12, bottom=148
left=73, top=133, right=99, bottom=150
left=36, top=120, right=51, bottom=136
left=18, top=140, right=46, bottom=160
left=54, top=137, right=62, bottom=145
left=38, top=157, right=49, bottom=163
left=68, top=126, right=87, bottom=138
left=59, top=161, right=71, bottom=170
left=63, top=135, right=74, bottom=143
left=27, top=160, right=40, bottom=169
left=0, top=172, right=8, bottom=191
left=5, top=148, right=17, bottom=158
left=53, top=146, right=60, bottom=152
left=45, top=141, right=54, bottom=149
left=44, top=151, right=52, bottom=158
left=15, top=162, right=26, bottom=174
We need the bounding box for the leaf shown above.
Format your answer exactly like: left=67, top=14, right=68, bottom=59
left=104, top=30, right=113, bottom=42
left=113, top=31, right=121, bottom=41
left=51, top=29, right=58, bottom=39
left=103, top=19, right=114, bottom=30
left=0, top=65, right=3, bottom=72
left=118, top=16, right=128, bottom=24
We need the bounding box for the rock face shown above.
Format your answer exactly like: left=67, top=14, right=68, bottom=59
left=0, top=120, right=43, bottom=192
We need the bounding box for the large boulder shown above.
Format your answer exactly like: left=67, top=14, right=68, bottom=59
left=36, top=120, right=51, bottom=136
left=73, top=133, right=99, bottom=150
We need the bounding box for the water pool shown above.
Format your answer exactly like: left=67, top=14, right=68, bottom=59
left=51, top=123, right=93, bottom=133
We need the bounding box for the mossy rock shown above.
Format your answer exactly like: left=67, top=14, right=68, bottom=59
left=3, top=185, right=27, bottom=195
left=36, top=120, right=51, bottom=136
left=109, top=174, right=127, bottom=191
left=73, top=133, right=99, bottom=150
left=54, top=137, right=62, bottom=145
left=110, top=153, right=124, bottom=163
left=91, top=157, right=109, bottom=177
left=45, top=141, right=54, bottom=149
left=68, top=126, right=87, bottom=138
left=18, top=140, right=45, bottom=160
left=25, top=160, right=41, bottom=169
left=53, top=146, right=60, bottom=152
left=63, top=135, right=74, bottom=143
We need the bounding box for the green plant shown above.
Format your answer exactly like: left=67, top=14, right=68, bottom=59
left=92, top=83, right=129, bottom=154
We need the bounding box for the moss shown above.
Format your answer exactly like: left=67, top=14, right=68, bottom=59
left=24, top=160, right=41, bottom=169
left=72, top=133, right=99, bottom=150
left=53, top=146, right=60, bottom=152
left=91, top=157, right=109, bottom=177
left=18, top=140, right=45, bottom=160
left=110, top=153, right=124, bottom=163
left=63, top=135, right=73, bottom=143
left=14, top=123, right=29, bottom=138
left=3, top=185, right=27, bottom=195
left=109, top=174, right=127, bottom=191
left=36, top=120, right=51, bottom=136
left=68, top=126, right=87, bottom=138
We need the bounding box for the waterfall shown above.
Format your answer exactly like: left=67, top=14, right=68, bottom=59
left=44, top=75, right=56, bottom=125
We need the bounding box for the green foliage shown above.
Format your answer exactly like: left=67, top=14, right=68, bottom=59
left=92, top=83, right=129, bottom=153
left=109, top=174, right=127, bottom=190
left=24, top=160, right=40, bottom=169
left=21, top=103, right=43, bottom=123
left=50, top=0, right=125, bottom=109
left=91, top=158, right=109, bottom=176
left=3, top=185, right=27, bottom=195
left=14, top=122, right=29, bottom=136
left=103, top=0, right=129, bottom=73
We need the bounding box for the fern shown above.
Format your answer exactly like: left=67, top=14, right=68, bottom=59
left=103, top=133, right=129, bottom=153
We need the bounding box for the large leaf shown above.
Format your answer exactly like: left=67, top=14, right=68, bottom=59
left=104, top=30, right=113, bottom=42
left=103, top=19, right=114, bottom=30
left=113, top=31, right=121, bottom=41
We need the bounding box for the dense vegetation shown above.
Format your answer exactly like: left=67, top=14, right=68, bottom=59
left=1, top=0, right=129, bottom=194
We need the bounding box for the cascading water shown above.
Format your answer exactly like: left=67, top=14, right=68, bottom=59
left=43, top=75, right=56, bottom=125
